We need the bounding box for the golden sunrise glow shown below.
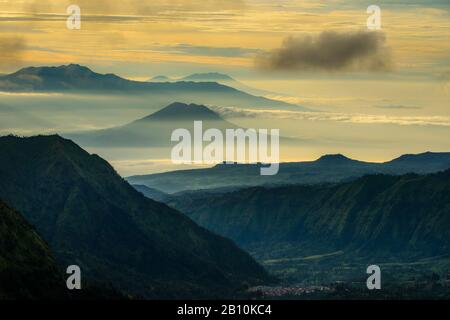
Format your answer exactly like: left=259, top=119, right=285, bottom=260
left=1, top=1, right=449, bottom=174
left=0, top=0, right=448, bottom=76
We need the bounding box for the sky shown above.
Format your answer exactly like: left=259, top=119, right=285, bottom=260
left=0, top=0, right=448, bottom=79
left=0, top=0, right=449, bottom=175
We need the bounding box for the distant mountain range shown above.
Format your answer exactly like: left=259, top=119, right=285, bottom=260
left=127, top=152, right=450, bottom=193
left=0, top=199, right=67, bottom=299
left=166, top=170, right=450, bottom=263
left=0, top=64, right=300, bottom=110
left=149, top=73, right=234, bottom=82
left=147, top=101, right=224, bottom=121
left=0, top=135, right=271, bottom=298
left=149, top=75, right=171, bottom=82
left=149, top=72, right=274, bottom=96
left=182, top=72, right=235, bottom=82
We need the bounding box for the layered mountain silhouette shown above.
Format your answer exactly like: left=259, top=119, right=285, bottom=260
left=180, top=72, right=274, bottom=96
left=148, top=72, right=277, bottom=96
left=0, top=64, right=299, bottom=110
left=128, top=152, right=450, bottom=193
left=166, top=170, right=450, bottom=261
left=150, top=73, right=235, bottom=83
left=0, top=199, right=67, bottom=299
left=0, top=135, right=271, bottom=298
left=67, top=102, right=239, bottom=148
left=146, top=102, right=223, bottom=121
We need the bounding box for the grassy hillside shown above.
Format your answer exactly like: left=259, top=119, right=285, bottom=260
left=0, top=199, right=67, bottom=299
left=0, top=135, right=271, bottom=298
left=168, top=171, right=450, bottom=260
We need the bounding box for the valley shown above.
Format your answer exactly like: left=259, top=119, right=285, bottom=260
left=152, top=169, right=450, bottom=298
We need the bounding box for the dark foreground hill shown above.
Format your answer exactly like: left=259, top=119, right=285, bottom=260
left=167, top=170, right=450, bottom=261
left=0, top=199, right=66, bottom=299
left=132, top=185, right=169, bottom=203
left=0, top=135, right=270, bottom=298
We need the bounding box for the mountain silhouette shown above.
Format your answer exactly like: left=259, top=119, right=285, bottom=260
left=182, top=72, right=235, bottom=82
left=0, top=135, right=271, bottom=298
left=0, top=64, right=299, bottom=110
left=139, top=102, right=223, bottom=121
left=67, top=102, right=238, bottom=148
left=387, top=151, right=450, bottom=168
left=149, top=72, right=273, bottom=96
left=2, top=64, right=126, bottom=91
left=180, top=72, right=275, bottom=96
left=315, top=154, right=362, bottom=165
left=127, top=152, right=450, bottom=193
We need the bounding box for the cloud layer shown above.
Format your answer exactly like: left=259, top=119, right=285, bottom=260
left=257, top=31, right=393, bottom=72
left=211, top=106, right=450, bottom=127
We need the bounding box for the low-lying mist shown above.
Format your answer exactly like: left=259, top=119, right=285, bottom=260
left=1, top=92, right=449, bottom=176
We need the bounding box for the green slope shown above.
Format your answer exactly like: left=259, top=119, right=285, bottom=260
left=167, top=171, right=450, bottom=260
left=0, top=135, right=271, bottom=298
left=0, top=199, right=66, bottom=299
